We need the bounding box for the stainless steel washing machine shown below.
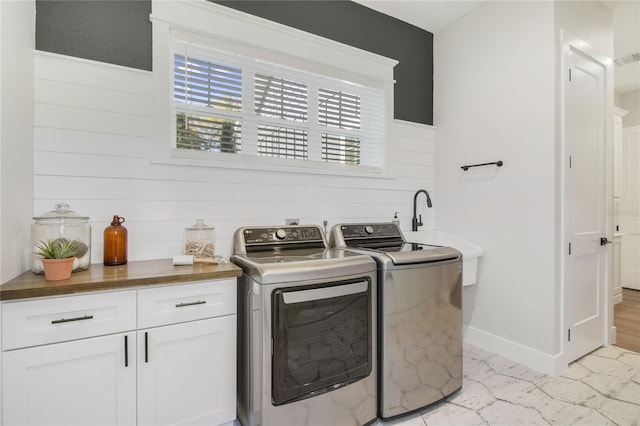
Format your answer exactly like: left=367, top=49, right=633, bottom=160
left=231, top=225, right=377, bottom=426
left=330, top=222, right=462, bottom=420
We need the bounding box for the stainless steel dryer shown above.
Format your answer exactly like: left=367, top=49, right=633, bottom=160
left=231, top=225, right=377, bottom=426
left=330, top=222, right=462, bottom=420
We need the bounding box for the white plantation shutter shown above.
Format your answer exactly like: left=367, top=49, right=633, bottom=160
left=254, top=74, right=309, bottom=160
left=356, top=86, right=385, bottom=168
left=258, top=125, right=308, bottom=159
left=172, top=41, right=385, bottom=169
left=319, top=88, right=361, bottom=164
left=176, top=113, right=242, bottom=153
left=173, top=52, right=243, bottom=153
left=322, top=134, right=360, bottom=164
left=319, top=88, right=360, bottom=130
left=174, top=54, right=242, bottom=110
left=255, top=74, right=308, bottom=122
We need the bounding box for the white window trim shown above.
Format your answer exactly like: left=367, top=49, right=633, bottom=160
left=150, top=0, right=397, bottom=177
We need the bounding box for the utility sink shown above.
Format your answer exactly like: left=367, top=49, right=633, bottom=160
left=403, top=230, right=483, bottom=286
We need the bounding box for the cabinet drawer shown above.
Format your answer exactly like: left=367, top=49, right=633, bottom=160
left=138, top=279, right=236, bottom=329
left=2, top=291, right=137, bottom=350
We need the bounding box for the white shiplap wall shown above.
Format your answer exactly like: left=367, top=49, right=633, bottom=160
left=33, top=52, right=436, bottom=263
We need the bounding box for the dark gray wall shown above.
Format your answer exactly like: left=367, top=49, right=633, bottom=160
left=36, top=0, right=152, bottom=71
left=214, top=1, right=433, bottom=125
left=35, top=0, right=433, bottom=125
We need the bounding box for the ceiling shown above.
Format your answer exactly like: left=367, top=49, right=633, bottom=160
left=353, top=0, right=482, bottom=32
left=354, top=0, right=640, bottom=94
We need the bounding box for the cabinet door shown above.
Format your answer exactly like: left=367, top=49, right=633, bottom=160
left=137, top=315, right=236, bottom=426
left=2, top=332, right=136, bottom=426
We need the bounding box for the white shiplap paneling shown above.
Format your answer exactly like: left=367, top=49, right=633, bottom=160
left=33, top=52, right=437, bottom=262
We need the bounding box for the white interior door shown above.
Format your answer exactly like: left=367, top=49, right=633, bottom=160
left=621, top=126, right=640, bottom=289
left=564, top=45, right=607, bottom=363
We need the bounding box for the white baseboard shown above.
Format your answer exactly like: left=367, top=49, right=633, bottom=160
left=609, top=325, right=617, bottom=345
left=463, top=325, right=566, bottom=376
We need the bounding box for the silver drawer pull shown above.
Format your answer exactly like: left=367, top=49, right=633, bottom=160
left=51, top=315, right=94, bottom=324
left=175, top=300, right=207, bottom=308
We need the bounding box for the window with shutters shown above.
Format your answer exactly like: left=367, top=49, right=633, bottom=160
left=151, top=2, right=396, bottom=176
left=170, top=41, right=385, bottom=171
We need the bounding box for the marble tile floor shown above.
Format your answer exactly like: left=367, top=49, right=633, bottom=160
left=377, top=343, right=640, bottom=426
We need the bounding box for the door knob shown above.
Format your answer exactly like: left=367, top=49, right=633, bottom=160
left=600, top=237, right=612, bottom=246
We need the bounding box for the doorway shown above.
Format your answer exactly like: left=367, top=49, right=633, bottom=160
left=613, top=124, right=640, bottom=354
left=562, top=39, right=610, bottom=364
left=619, top=126, right=640, bottom=290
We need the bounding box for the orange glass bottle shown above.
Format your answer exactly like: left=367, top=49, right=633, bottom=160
left=104, top=215, right=127, bottom=266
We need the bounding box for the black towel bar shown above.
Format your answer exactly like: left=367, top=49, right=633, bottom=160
left=461, top=160, right=503, bottom=171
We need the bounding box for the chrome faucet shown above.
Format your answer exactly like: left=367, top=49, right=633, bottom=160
left=412, top=189, right=433, bottom=231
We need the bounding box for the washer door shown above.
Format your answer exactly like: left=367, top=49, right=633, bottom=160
left=271, top=278, right=372, bottom=405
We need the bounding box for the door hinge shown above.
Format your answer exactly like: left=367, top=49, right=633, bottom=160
left=569, top=155, right=572, bottom=168
left=568, top=329, right=571, bottom=341
left=569, top=68, right=572, bottom=82
left=568, top=243, right=572, bottom=255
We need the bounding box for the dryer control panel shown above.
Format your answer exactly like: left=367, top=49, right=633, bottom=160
left=243, top=226, right=323, bottom=244
left=237, top=225, right=328, bottom=254
left=339, top=223, right=403, bottom=240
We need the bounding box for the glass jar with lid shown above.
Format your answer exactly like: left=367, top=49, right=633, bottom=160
left=185, top=219, right=215, bottom=260
left=32, top=203, right=91, bottom=274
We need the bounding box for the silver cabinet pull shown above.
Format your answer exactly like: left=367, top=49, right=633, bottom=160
left=51, top=315, right=94, bottom=324
left=175, top=300, right=207, bottom=308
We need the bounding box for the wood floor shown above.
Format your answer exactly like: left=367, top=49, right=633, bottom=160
left=614, top=288, right=640, bottom=353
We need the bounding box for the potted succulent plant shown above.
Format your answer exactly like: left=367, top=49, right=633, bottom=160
left=34, top=238, right=83, bottom=281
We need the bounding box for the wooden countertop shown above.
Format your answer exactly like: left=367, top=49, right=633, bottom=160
left=0, top=259, right=242, bottom=301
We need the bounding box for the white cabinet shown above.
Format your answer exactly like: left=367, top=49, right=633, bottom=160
left=136, top=279, right=236, bottom=426
left=137, top=316, right=236, bottom=425
left=2, top=290, right=137, bottom=350
left=2, top=290, right=137, bottom=425
left=3, top=332, right=137, bottom=425
left=137, top=279, right=235, bottom=329
left=1, top=279, right=236, bottom=426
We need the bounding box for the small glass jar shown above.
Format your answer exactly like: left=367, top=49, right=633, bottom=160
left=32, top=203, right=91, bottom=274
left=185, top=220, right=215, bottom=260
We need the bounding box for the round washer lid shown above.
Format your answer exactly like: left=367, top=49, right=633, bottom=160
left=383, top=244, right=461, bottom=265
left=231, top=248, right=376, bottom=284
